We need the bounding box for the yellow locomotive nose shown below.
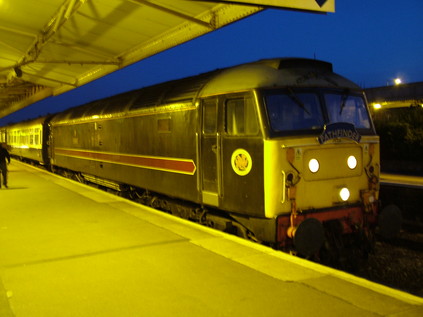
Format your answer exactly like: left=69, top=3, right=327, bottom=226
left=303, top=147, right=362, bottom=181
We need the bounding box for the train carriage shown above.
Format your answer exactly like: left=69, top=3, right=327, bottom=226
left=5, top=117, right=50, bottom=165
left=3, top=58, right=396, bottom=260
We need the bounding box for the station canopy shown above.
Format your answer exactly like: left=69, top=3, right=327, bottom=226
left=0, top=0, right=334, bottom=118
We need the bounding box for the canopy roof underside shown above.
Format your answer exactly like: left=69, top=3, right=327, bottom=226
left=0, top=0, right=334, bottom=118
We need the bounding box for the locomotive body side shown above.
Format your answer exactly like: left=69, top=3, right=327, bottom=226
left=50, top=100, right=201, bottom=204
left=49, top=91, right=267, bottom=217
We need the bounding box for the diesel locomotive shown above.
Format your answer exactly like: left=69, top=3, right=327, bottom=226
left=2, top=58, right=398, bottom=261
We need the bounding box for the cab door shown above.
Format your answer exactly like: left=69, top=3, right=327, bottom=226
left=220, top=94, right=264, bottom=216
left=201, top=97, right=221, bottom=206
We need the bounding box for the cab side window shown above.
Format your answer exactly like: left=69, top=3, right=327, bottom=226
left=226, top=97, right=259, bottom=136
left=203, top=98, right=217, bottom=135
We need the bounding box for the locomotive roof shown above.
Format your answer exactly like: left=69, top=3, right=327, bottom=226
left=200, top=58, right=360, bottom=96
left=50, top=58, right=361, bottom=124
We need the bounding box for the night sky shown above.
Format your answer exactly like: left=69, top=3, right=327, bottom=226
left=1, top=0, right=422, bottom=125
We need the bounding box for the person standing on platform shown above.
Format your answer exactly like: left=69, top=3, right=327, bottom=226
left=0, top=143, right=11, bottom=189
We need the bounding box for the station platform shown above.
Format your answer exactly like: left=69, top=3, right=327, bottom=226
left=1, top=161, right=422, bottom=317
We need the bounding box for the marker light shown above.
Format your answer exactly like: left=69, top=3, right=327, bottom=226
left=347, top=155, right=357, bottom=169
left=308, top=159, right=319, bottom=173
left=340, top=187, right=350, bottom=202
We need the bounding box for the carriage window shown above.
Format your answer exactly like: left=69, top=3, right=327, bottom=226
left=34, top=128, right=40, bottom=145
left=226, top=97, right=259, bottom=135
left=265, top=92, right=324, bottom=132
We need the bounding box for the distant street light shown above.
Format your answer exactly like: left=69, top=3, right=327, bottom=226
left=394, top=78, right=402, bottom=85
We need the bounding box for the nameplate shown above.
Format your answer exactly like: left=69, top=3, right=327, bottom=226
left=318, top=122, right=361, bottom=144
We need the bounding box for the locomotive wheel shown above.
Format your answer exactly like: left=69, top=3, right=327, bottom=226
left=293, top=218, right=325, bottom=257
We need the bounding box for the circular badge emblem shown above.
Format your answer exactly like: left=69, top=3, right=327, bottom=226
left=231, top=149, right=252, bottom=176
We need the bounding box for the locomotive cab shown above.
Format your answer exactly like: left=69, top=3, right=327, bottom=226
left=199, top=59, right=382, bottom=259
left=260, top=87, right=380, bottom=257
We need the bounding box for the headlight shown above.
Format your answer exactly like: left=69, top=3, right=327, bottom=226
left=308, top=158, right=319, bottom=173
left=339, top=187, right=350, bottom=201
left=347, top=155, right=357, bottom=169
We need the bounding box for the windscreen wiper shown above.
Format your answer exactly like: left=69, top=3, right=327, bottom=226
left=287, top=88, right=311, bottom=115
left=339, top=89, right=350, bottom=115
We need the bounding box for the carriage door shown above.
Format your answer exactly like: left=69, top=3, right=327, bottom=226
left=201, top=97, right=221, bottom=206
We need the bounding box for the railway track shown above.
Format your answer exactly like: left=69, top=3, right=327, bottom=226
left=380, top=173, right=423, bottom=226
left=385, top=233, right=423, bottom=253
left=355, top=229, right=423, bottom=297
left=355, top=176, right=423, bottom=297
